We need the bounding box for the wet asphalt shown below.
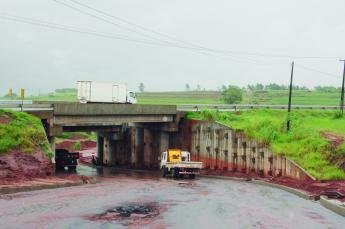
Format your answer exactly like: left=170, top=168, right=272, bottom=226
left=0, top=165, right=344, bottom=229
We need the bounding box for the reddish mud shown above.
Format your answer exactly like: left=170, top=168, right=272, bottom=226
left=268, top=177, right=345, bottom=201
left=201, top=169, right=345, bottom=201
left=0, top=114, right=12, bottom=124
left=0, top=150, right=53, bottom=185
left=0, top=175, right=92, bottom=193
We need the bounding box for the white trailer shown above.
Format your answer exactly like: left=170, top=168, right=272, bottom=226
left=77, top=81, right=137, bottom=104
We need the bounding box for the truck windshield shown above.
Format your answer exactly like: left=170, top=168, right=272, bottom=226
left=129, top=92, right=136, bottom=98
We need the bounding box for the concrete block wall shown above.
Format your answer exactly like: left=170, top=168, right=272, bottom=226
left=189, top=120, right=314, bottom=181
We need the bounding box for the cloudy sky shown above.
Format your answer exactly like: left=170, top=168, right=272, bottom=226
left=1, top=0, right=345, bottom=95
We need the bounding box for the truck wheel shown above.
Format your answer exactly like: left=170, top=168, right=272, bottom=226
left=68, top=166, right=76, bottom=172
left=173, top=168, right=179, bottom=179
left=189, top=174, right=196, bottom=179
left=56, top=165, right=64, bottom=171
left=162, top=167, right=168, bottom=177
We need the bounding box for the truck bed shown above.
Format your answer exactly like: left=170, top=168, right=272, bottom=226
left=165, top=161, right=203, bottom=169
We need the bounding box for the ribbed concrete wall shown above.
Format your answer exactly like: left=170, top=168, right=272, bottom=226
left=187, top=120, right=314, bottom=181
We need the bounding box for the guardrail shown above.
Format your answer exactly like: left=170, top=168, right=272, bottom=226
left=0, top=102, right=341, bottom=112
left=0, top=103, right=53, bottom=112
left=177, top=104, right=342, bottom=111
left=0, top=100, right=33, bottom=105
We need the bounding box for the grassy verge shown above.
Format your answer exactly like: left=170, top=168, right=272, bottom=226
left=0, top=110, right=53, bottom=158
left=187, top=109, right=345, bottom=180
left=56, top=132, right=96, bottom=143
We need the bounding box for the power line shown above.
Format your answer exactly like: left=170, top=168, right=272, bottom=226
left=0, top=14, right=268, bottom=65
left=64, top=0, right=343, bottom=60
left=52, top=0, right=288, bottom=66
left=294, top=64, right=340, bottom=79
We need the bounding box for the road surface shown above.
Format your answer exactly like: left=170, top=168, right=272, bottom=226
left=0, top=166, right=344, bottom=229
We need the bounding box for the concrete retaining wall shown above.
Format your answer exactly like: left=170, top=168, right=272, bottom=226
left=185, top=120, right=315, bottom=181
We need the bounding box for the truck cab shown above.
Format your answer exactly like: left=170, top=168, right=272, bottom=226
left=160, top=149, right=203, bottom=179
left=127, top=91, right=137, bottom=104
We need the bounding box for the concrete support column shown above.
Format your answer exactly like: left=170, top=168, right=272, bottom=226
left=143, top=128, right=152, bottom=168
left=159, top=131, right=169, bottom=153
left=97, top=134, right=104, bottom=165
left=131, top=127, right=144, bottom=168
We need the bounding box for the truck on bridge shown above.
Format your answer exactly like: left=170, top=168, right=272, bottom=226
left=77, top=81, right=137, bottom=104
left=160, top=149, right=203, bottom=179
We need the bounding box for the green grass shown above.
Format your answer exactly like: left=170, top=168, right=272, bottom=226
left=187, top=109, right=345, bottom=180
left=18, top=89, right=342, bottom=106
left=56, top=132, right=96, bottom=142
left=0, top=110, right=53, bottom=158
left=73, top=141, right=82, bottom=151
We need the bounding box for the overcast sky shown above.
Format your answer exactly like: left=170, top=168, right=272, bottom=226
left=1, top=0, right=345, bottom=95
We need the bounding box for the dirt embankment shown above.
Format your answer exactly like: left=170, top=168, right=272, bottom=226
left=201, top=169, right=345, bottom=201
left=0, top=151, right=53, bottom=185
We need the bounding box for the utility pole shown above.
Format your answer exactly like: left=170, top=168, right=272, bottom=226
left=340, top=60, right=345, bottom=115
left=287, top=61, right=294, bottom=131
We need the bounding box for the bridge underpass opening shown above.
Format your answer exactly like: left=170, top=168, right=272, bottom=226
left=48, top=123, right=179, bottom=171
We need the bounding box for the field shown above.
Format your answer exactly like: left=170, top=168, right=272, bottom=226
left=187, top=109, right=345, bottom=180
left=11, top=89, right=343, bottom=105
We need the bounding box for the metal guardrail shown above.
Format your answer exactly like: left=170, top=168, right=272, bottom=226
left=0, top=102, right=341, bottom=112
left=0, top=103, right=53, bottom=112
left=0, top=100, right=33, bottom=105
left=177, top=104, right=341, bottom=111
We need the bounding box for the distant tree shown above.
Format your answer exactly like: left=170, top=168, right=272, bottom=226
left=247, top=84, right=254, bottom=91
left=185, top=84, right=190, bottom=91
left=265, top=83, right=287, bottom=90
left=196, top=84, right=201, bottom=91
left=247, top=83, right=265, bottom=91
left=221, top=85, right=243, bottom=104
left=139, top=82, right=145, bottom=92
left=314, top=86, right=339, bottom=92
left=255, top=83, right=264, bottom=91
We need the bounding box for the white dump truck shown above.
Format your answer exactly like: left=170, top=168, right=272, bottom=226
left=77, top=81, right=137, bottom=104
left=160, top=149, right=203, bottom=179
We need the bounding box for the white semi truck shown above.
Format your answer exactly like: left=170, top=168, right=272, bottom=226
left=77, top=81, right=137, bottom=104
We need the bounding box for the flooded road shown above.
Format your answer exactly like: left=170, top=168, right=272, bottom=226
left=0, top=166, right=344, bottom=229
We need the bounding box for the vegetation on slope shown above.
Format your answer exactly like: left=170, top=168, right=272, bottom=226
left=187, top=110, right=345, bottom=180
left=0, top=110, right=53, bottom=158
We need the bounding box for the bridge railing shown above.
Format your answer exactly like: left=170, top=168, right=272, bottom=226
left=177, top=104, right=341, bottom=111
left=0, top=101, right=53, bottom=111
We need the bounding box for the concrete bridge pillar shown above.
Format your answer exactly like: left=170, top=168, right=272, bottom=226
left=131, top=127, right=144, bottom=168
left=97, top=134, right=104, bottom=165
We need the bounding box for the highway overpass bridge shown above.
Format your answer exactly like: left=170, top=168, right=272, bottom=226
left=0, top=102, right=182, bottom=168
left=1, top=101, right=342, bottom=169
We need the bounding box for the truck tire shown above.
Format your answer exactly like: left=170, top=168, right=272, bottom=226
left=162, top=167, right=168, bottom=177
left=188, top=174, right=196, bottom=179
left=173, top=168, right=180, bottom=178
left=68, top=166, right=76, bottom=172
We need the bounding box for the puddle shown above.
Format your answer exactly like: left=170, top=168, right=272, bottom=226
left=178, top=182, right=196, bottom=188
left=87, top=202, right=161, bottom=225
